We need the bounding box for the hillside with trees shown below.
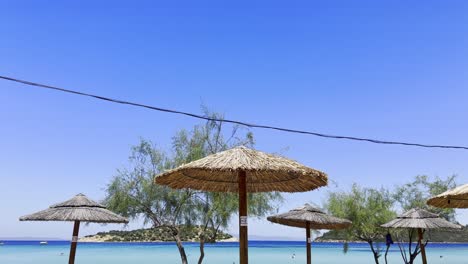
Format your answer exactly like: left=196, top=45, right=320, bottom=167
left=317, top=227, right=468, bottom=243
left=82, top=226, right=234, bottom=242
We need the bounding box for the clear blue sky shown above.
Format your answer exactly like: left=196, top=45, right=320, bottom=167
left=1, top=1, right=468, bottom=240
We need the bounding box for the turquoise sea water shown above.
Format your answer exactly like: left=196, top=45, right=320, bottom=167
left=1, top=241, right=467, bottom=264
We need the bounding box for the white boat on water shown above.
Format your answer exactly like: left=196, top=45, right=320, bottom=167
left=39, top=241, right=48, bottom=245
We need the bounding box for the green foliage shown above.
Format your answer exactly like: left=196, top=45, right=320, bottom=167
left=85, top=226, right=233, bottom=242
left=327, top=184, right=396, bottom=242
left=326, top=184, right=396, bottom=263
left=393, top=175, right=457, bottom=221
left=170, top=109, right=282, bottom=239
left=323, top=176, right=460, bottom=264
left=391, top=175, right=458, bottom=264
left=104, top=108, right=283, bottom=263
left=105, top=140, right=195, bottom=227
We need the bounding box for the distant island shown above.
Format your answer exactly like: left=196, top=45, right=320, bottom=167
left=80, top=226, right=236, bottom=243
left=317, top=225, right=468, bottom=243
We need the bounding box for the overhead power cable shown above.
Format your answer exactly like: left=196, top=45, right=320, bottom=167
left=1, top=75, right=467, bottom=150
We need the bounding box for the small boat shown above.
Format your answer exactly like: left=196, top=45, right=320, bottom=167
left=39, top=241, right=48, bottom=245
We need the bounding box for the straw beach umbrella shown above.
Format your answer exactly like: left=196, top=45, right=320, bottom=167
left=267, top=203, right=351, bottom=264
left=427, top=184, right=468, bottom=208
left=20, top=193, right=128, bottom=264
left=381, top=208, right=461, bottom=264
left=155, top=146, right=328, bottom=264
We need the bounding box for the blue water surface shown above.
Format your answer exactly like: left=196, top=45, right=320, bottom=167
left=1, top=240, right=467, bottom=263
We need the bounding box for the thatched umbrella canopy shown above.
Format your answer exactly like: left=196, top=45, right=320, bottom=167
left=267, top=203, right=351, bottom=229
left=427, top=184, right=468, bottom=208
left=156, top=146, right=327, bottom=193
left=267, top=204, right=351, bottom=264
left=381, top=208, right=461, bottom=229
left=155, top=146, right=328, bottom=264
left=381, top=208, right=461, bottom=264
left=20, top=193, right=128, bottom=264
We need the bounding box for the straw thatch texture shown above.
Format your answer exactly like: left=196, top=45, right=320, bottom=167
left=381, top=208, right=461, bottom=229
left=19, top=194, right=128, bottom=224
left=155, top=146, right=328, bottom=193
left=267, top=204, right=352, bottom=229
left=50, top=194, right=105, bottom=208
left=427, top=184, right=468, bottom=209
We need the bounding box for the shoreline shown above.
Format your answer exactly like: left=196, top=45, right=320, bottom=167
left=4, top=239, right=468, bottom=244
left=78, top=236, right=239, bottom=243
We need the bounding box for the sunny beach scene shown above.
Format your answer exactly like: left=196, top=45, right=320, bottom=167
left=1, top=1, right=468, bottom=264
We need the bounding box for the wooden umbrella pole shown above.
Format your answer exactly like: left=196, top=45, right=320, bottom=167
left=306, top=222, right=311, bottom=264
left=69, top=220, right=80, bottom=264
left=418, top=228, right=427, bottom=264
left=238, top=170, right=248, bottom=264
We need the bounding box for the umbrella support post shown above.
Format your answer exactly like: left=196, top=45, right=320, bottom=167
left=69, top=220, right=80, bottom=264
left=418, top=228, right=427, bottom=264
left=238, top=170, right=248, bottom=264
left=306, top=222, right=311, bottom=264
